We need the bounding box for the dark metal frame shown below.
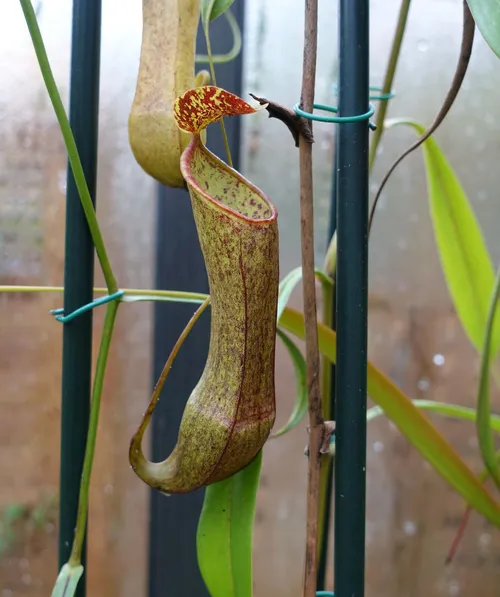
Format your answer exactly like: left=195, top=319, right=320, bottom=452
left=58, top=0, right=369, bottom=595
left=334, top=1, right=369, bottom=595
left=58, top=2, right=102, bottom=596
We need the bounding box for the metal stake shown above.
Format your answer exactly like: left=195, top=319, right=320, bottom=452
left=58, top=2, right=102, bottom=595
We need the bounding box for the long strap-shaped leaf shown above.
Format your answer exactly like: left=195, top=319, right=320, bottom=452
left=384, top=118, right=500, bottom=491
left=384, top=119, right=500, bottom=359
left=279, top=307, right=500, bottom=526
left=197, top=451, right=262, bottom=597
left=367, top=400, right=500, bottom=430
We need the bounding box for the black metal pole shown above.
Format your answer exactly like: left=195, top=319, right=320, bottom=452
left=58, top=2, right=102, bottom=595
left=334, top=0, right=369, bottom=595
left=148, top=4, right=245, bottom=595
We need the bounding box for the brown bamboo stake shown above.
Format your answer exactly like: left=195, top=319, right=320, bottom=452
left=297, top=0, right=323, bottom=595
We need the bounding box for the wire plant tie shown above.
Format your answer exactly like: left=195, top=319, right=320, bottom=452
left=294, top=102, right=377, bottom=130
left=49, top=290, right=125, bottom=323
left=331, top=83, right=396, bottom=102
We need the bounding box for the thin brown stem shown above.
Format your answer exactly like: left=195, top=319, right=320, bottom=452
left=298, top=0, right=323, bottom=595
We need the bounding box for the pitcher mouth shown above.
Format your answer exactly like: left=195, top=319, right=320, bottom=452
left=180, top=135, right=278, bottom=225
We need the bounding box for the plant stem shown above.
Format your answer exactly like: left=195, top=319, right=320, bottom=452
left=68, top=299, right=120, bottom=566
left=323, top=231, right=337, bottom=278
left=446, top=451, right=500, bottom=564
left=476, top=263, right=500, bottom=491
left=203, top=25, right=233, bottom=168
left=298, top=0, right=323, bottom=594
left=196, top=9, right=242, bottom=65
left=0, top=285, right=208, bottom=304
left=368, top=0, right=412, bottom=171
left=19, top=0, right=117, bottom=293
left=317, top=277, right=335, bottom=585
left=316, top=1, right=412, bottom=578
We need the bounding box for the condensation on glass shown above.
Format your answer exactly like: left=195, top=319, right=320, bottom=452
left=1, top=0, right=500, bottom=596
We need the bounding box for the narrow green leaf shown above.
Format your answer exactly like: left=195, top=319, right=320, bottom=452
left=51, top=563, right=84, bottom=597
left=279, top=306, right=500, bottom=526
left=466, top=0, right=500, bottom=59
left=272, top=329, right=308, bottom=437
left=386, top=119, right=500, bottom=359
left=277, top=267, right=332, bottom=322
left=477, top=264, right=500, bottom=490
left=197, top=451, right=262, bottom=597
left=121, top=294, right=205, bottom=305
left=201, top=0, right=235, bottom=30
left=19, top=0, right=117, bottom=292
left=367, top=399, right=500, bottom=430
left=328, top=400, right=500, bottom=456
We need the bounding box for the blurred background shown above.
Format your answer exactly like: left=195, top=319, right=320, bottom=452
left=1, top=0, right=500, bottom=595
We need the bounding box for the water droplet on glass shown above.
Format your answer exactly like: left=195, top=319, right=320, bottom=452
left=19, top=557, right=29, bottom=569
left=58, top=169, right=67, bottom=193
left=104, top=484, right=114, bottom=495
left=449, top=580, right=461, bottom=596
left=432, top=353, right=445, bottom=366
left=477, top=190, right=487, bottom=202
left=485, top=112, right=495, bottom=125
left=479, top=533, right=491, bottom=548
left=465, top=125, right=475, bottom=137
left=277, top=502, right=289, bottom=521
left=397, top=239, right=408, bottom=251
left=417, top=377, right=430, bottom=392
left=65, top=541, right=69, bottom=547
left=45, top=522, right=55, bottom=534
left=403, top=520, right=417, bottom=536
left=417, top=39, right=428, bottom=52
left=2, top=589, right=13, bottom=597
left=409, top=213, right=420, bottom=223
left=21, top=573, right=32, bottom=586
left=373, top=441, right=384, bottom=453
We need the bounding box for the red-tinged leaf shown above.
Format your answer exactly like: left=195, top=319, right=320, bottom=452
left=174, top=86, right=263, bottom=134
